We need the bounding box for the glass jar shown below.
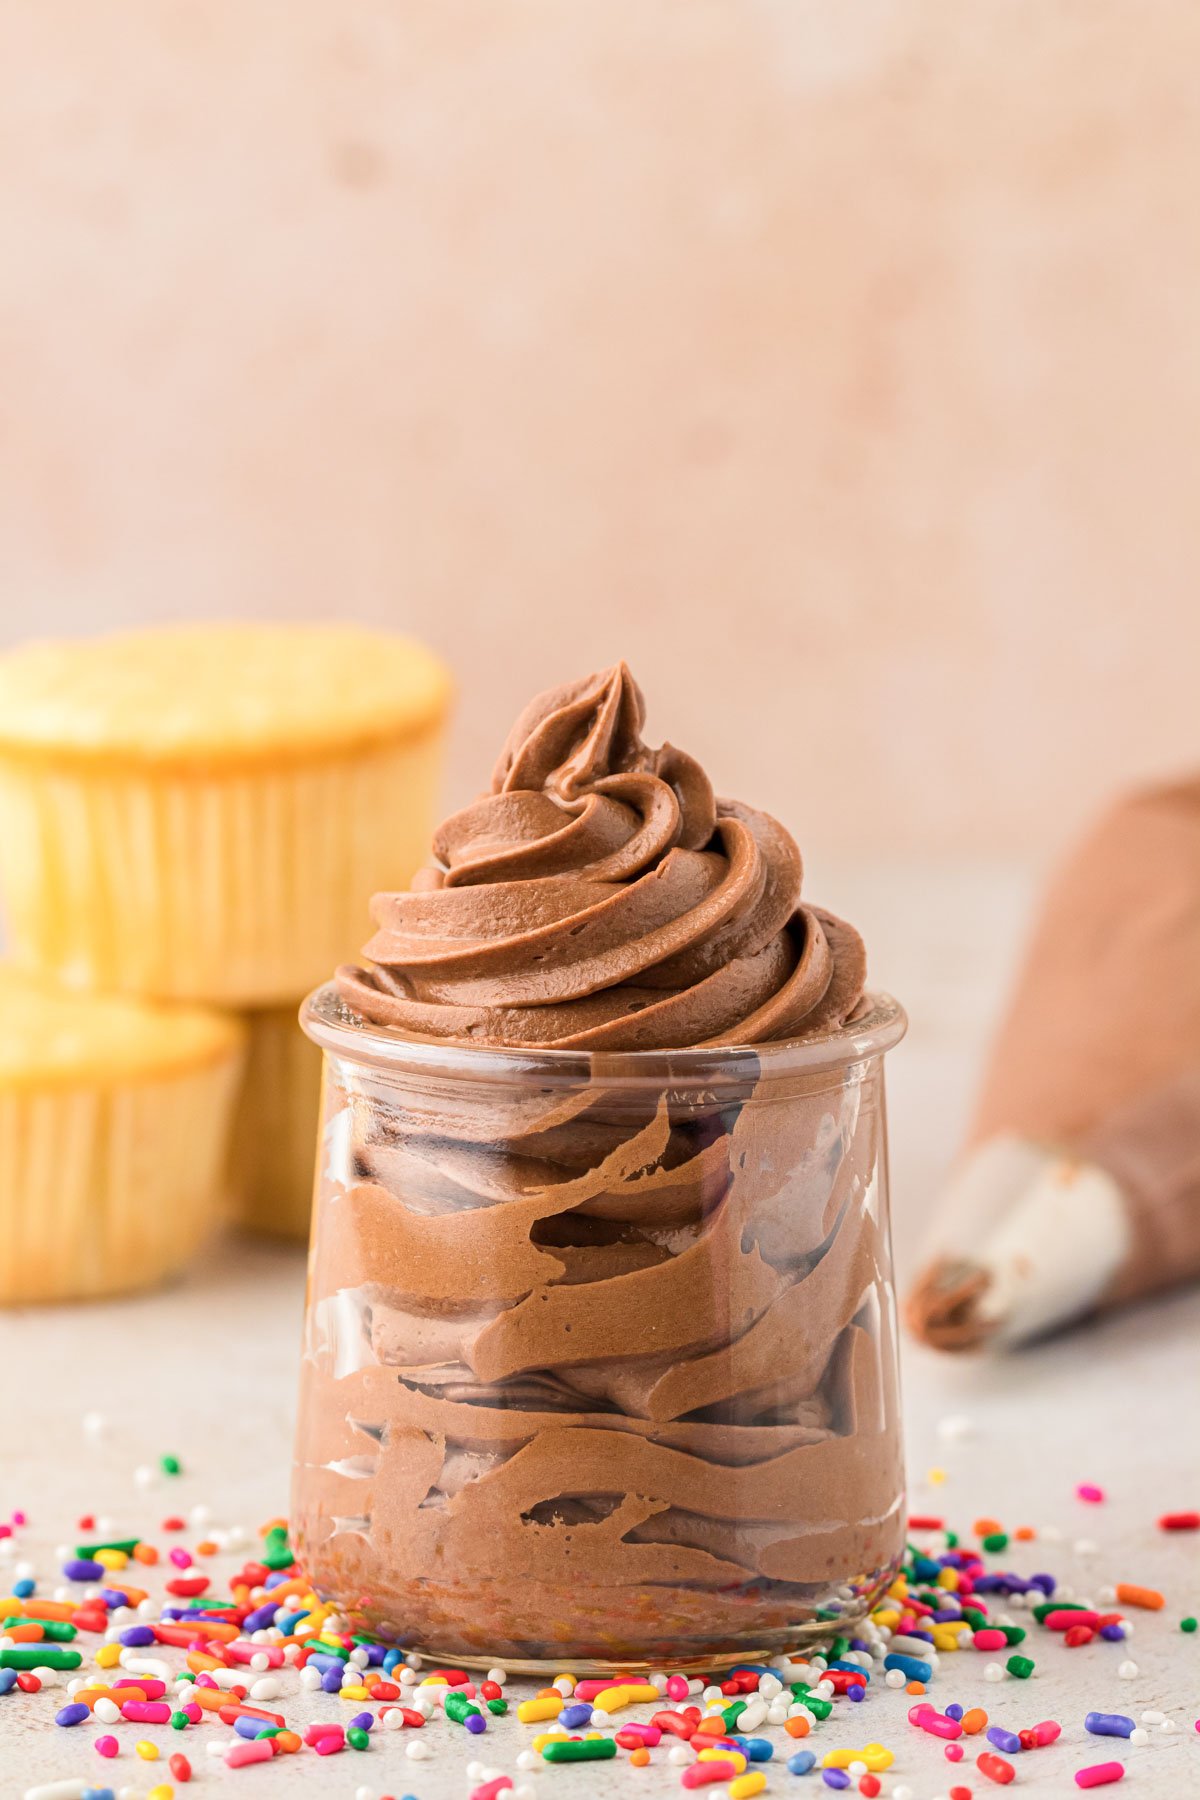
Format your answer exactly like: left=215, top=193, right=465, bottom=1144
left=293, top=981, right=907, bottom=1673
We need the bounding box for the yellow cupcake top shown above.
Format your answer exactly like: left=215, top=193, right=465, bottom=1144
left=0, top=625, right=452, bottom=770
left=0, top=964, right=244, bottom=1088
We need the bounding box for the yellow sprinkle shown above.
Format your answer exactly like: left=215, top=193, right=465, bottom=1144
left=927, top=1466, right=947, bottom=1485
left=135, top=1740, right=160, bottom=1760
left=93, top=1548, right=129, bottom=1570
left=420, top=1674, right=449, bottom=1686
left=95, top=1643, right=121, bottom=1669
left=594, top=1682, right=660, bottom=1714
left=938, top=1567, right=960, bottom=1590
left=519, top=1696, right=564, bottom=1724
left=340, top=1684, right=370, bottom=1699
left=699, top=1748, right=747, bottom=1772
left=532, top=1731, right=569, bottom=1752
left=872, top=1608, right=901, bottom=1629
left=730, top=1776, right=767, bottom=1800
left=148, top=1788, right=174, bottom=1800
left=823, top=1745, right=895, bottom=1773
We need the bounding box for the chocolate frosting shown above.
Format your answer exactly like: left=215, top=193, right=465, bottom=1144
left=295, top=668, right=900, bottom=1664
left=337, top=664, right=866, bottom=1049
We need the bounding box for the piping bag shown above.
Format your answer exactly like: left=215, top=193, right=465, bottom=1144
left=907, top=779, right=1200, bottom=1350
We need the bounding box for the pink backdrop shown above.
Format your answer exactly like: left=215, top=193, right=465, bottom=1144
left=2, top=2, right=1197, bottom=856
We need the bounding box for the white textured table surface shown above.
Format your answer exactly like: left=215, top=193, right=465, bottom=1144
left=2, top=863, right=1198, bottom=1798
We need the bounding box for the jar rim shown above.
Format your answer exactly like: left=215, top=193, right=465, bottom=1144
left=300, top=980, right=906, bottom=1084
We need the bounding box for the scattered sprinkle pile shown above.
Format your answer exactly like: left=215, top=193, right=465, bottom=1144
left=0, top=1443, right=1197, bottom=1800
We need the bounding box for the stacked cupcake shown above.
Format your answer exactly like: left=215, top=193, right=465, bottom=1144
left=0, top=624, right=450, bottom=1300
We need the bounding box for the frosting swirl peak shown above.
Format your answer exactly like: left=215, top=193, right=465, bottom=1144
left=339, top=664, right=865, bottom=1049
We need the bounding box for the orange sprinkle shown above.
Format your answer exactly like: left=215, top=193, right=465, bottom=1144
left=972, top=1517, right=1003, bottom=1538
left=4, top=1624, right=44, bottom=1642
left=536, top=1686, right=561, bottom=1699
left=1014, top=1526, right=1036, bottom=1541
left=1116, top=1583, right=1165, bottom=1610
left=695, top=1716, right=728, bottom=1737
left=274, top=1730, right=301, bottom=1753
left=133, top=1544, right=159, bottom=1565
left=194, top=1539, right=219, bottom=1557
left=185, top=1685, right=229, bottom=1712
left=630, top=1747, right=651, bottom=1766
left=784, top=1717, right=811, bottom=1739
left=185, top=1655, right=226, bottom=1679
left=961, top=1708, right=988, bottom=1734
left=906, top=1681, right=926, bottom=1695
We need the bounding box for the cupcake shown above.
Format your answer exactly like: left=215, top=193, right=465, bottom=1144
left=0, top=964, right=244, bottom=1303
left=228, top=1005, right=323, bottom=1240
left=0, top=624, right=451, bottom=1005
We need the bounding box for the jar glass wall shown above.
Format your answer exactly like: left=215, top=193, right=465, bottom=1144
left=292, top=982, right=907, bottom=1673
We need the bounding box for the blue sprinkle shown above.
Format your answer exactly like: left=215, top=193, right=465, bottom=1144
left=822, top=1772, right=851, bottom=1791
left=55, top=1702, right=91, bottom=1727
left=82, top=1790, right=117, bottom=1800
left=234, top=1715, right=267, bottom=1740
left=0, top=1670, right=19, bottom=1696
left=118, top=1624, right=156, bottom=1647
left=731, top=1663, right=779, bottom=1677
left=1085, top=1712, right=1136, bottom=1738
left=61, top=1558, right=104, bottom=1582
left=464, top=1712, right=486, bottom=1734
left=787, top=1749, right=817, bottom=1775
left=12, top=1579, right=34, bottom=1600
left=883, top=1653, right=933, bottom=1682
left=729, top=1736, right=774, bottom=1761
left=986, top=1726, right=1023, bottom=1754
left=383, top=1649, right=404, bottom=1673
left=945, top=1703, right=964, bottom=1721
left=274, top=1609, right=309, bottom=1635
left=911, top=1555, right=942, bottom=1580
left=309, top=1653, right=346, bottom=1672
left=263, top=1570, right=290, bottom=1589
left=560, top=1703, right=593, bottom=1728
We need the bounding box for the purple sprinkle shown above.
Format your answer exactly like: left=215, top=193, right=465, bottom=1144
left=55, top=1702, right=90, bottom=1727
left=349, top=1711, right=375, bottom=1730
left=986, top=1726, right=1023, bottom=1754
left=945, top=1703, right=964, bottom=1721
left=464, top=1712, right=487, bottom=1734
left=1029, top=1573, right=1056, bottom=1595
left=847, top=1685, right=866, bottom=1702
left=321, top=1667, right=344, bottom=1693
left=849, top=1638, right=871, bottom=1653
left=1100, top=1623, right=1126, bottom=1641
left=61, top=1558, right=104, bottom=1582
left=243, top=1602, right=279, bottom=1632
left=118, top=1625, right=156, bottom=1647
left=561, top=1703, right=593, bottom=1727
left=822, top=1773, right=851, bottom=1792
left=99, top=1589, right=129, bottom=1610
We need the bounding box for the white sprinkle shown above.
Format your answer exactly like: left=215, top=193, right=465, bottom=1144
left=936, top=1414, right=974, bottom=1440
left=249, top=1676, right=281, bottom=1700
left=133, top=1465, right=156, bottom=1491
left=1074, top=1539, right=1099, bottom=1557
left=1040, top=1524, right=1063, bottom=1542
left=487, top=1667, right=507, bottom=1686
left=984, top=1662, right=1005, bottom=1682
left=355, top=1787, right=374, bottom=1800
left=406, top=1739, right=432, bottom=1759
left=405, top=1651, right=423, bottom=1669
left=299, top=1665, right=322, bottom=1690
left=1129, top=1728, right=1149, bottom=1745
left=1141, top=1710, right=1164, bottom=1724
left=1098, top=1585, right=1117, bottom=1604
left=516, top=1750, right=538, bottom=1771
left=885, top=1669, right=906, bottom=1688
left=893, top=1790, right=913, bottom=1800
left=1118, top=1660, right=1138, bottom=1679
left=848, top=1763, right=867, bottom=1778
left=514, top=1788, right=536, bottom=1800
left=702, top=1685, right=724, bottom=1703
left=668, top=1745, right=692, bottom=1766
left=82, top=1411, right=107, bottom=1439
left=93, top=1697, right=120, bottom=1724
left=590, top=1708, right=610, bottom=1727
left=1160, top=1718, right=1178, bottom=1733
left=249, top=1652, right=271, bottom=1672
left=758, top=1673, right=783, bottom=1699
left=188, top=1504, right=211, bottom=1529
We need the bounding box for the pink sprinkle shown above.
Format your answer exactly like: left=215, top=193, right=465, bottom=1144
left=666, top=1675, right=690, bottom=1702
left=314, top=1735, right=345, bottom=1756
left=682, top=1764, right=738, bottom=1788
left=226, top=1739, right=275, bottom=1767
left=471, top=1781, right=513, bottom=1800
left=1033, top=1720, right=1063, bottom=1746
left=945, top=1742, right=964, bottom=1761
left=94, top=1735, right=119, bottom=1758
left=11, top=1511, right=27, bottom=1526
left=973, top=1629, right=1008, bottom=1651
left=1077, top=1483, right=1105, bottom=1504
left=0, top=1527, right=11, bottom=1541
left=1075, top=1762, right=1124, bottom=1788
left=169, top=1547, right=193, bottom=1569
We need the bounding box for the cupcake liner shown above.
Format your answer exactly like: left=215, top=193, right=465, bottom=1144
left=0, top=1052, right=242, bottom=1304
left=0, top=729, right=443, bottom=1005
left=229, top=1005, right=323, bottom=1240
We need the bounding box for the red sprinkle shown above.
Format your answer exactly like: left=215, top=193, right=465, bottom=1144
left=908, top=1515, right=945, bottom=1530
left=15, top=1673, right=40, bottom=1693
left=1158, top=1511, right=1200, bottom=1531
left=1064, top=1625, right=1096, bottom=1647
left=977, top=1750, right=1016, bottom=1784
left=169, top=1752, right=192, bottom=1782
left=165, top=1575, right=210, bottom=1598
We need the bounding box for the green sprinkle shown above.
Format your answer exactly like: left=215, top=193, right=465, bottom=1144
left=1032, top=1600, right=1086, bottom=1624
left=170, top=1710, right=191, bottom=1730
left=0, top=1647, right=82, bottom=1670
left=789, top=1686, right=832, bottom=1720
left=1006, top=1653, right=1035, bottom=1679
left=828, top=1635, right=850, bottom=1660
left=982, top=1532, right=1009, bottom=1553
left=486, top=1698, right=507, bottom=1715
left=444, top=1692, right=479, bottom=1723
left=347, top=1726, right=371, bottom=1750
left=2, top=1617, right=76, bottom=1641
left=159, top=1454, right=182, bottom=1477
left=944, top=1529, right=959, bottom=1548
left=75, top=1538, right=140, bottom=1559
left=542, top=1739, right=618, bottom=1763
left=256, top=1726, right=285, bottom=1739
left=1001, top=1625, right=1027, bottom=1645
left=261, top=1543, right=295, bottom=1572
left=1181, top=1616, right=1198, bottom=1633
left=962, top=1607, right=987, bottom=1631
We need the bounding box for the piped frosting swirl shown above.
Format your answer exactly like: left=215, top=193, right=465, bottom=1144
left=339, top=664, right=865, bottom=1049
